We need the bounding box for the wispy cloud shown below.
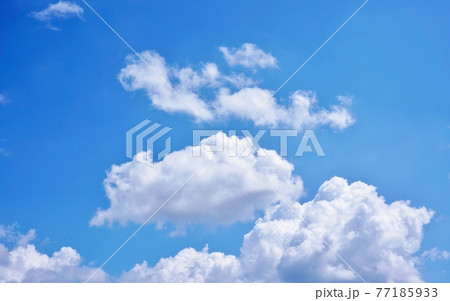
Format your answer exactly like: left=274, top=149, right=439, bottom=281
left=0, top=94, right=9, bottom=105
left=219, top=43, right=278, bottom=69
left=0, top=148, right=9, bottom=157
left=0, top=136, right=10, bottom=157
left=118, top=47, right=354, bottom=130
left=422, top=248, right=450, bottom=261
left=32, top=1, right=83, bottom=30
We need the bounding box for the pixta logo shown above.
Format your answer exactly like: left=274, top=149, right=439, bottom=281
left=193, top=129, right=325, bottom=157
left=126, top=119, right=172, bottom=165
left=126, top=120, right=325, bottom=166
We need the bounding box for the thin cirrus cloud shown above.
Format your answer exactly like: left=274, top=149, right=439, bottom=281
left=421, top=248, right=450, bottom=261
left=118, top=45, right=355, bottom=130
left=219, top=43, right=278, bottom=69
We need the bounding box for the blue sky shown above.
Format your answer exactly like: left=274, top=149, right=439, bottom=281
left=0, top=0, right=449, bottom=282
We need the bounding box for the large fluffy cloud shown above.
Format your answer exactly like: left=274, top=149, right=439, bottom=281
left=90, top=133, right=304, bottom=229
left=239, top=177, right=433, bottom=282
left=0, top=226, right=107, bottom=283
left=1, top=174, right=435, bottom=283
left=119, top=177, right=434, bottom=283
left=118, top=46, right=354, bottom=130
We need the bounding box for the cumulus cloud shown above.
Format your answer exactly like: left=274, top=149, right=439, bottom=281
left=239, top=177, right=433, bottom=282
left=0, top=226, right=107, bottom=283
left=119, top=177, right=434, bottom=283
left=219, top=43, right=277, bottom=69
left=215, top=89, right=354, bottom=129
left=1, top=174, right=436, bottom=283
left=120, top=245, right=241, bottom=282
left=90, top=132, right=303, bottom=229
left=118, top=47, right=354, bottom=130
left=119, top=51, right=216, bottom=121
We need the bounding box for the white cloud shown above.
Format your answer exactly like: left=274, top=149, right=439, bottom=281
left=90, top=132, right=303, bottom=229
left=119, top=177, right=434, bottom=283
left=120, top=245, right=241, bottom=282
left=0, top=226, right=107, bottom=283
left=239, top=177, right=433, bottom=282
left=223, top=73, right=258, bottom=89
left=421, top=248, right=450, bottom=261
left=215, top=89, right=355, bottom=129
left=32, top=1, right=83, bottom=30
left=1, top=173, right=436, bottom=283
left=118, top=48, right=354, bottom=130
left=0, top=225, right=35, bottom=246
left=32, top=1, right=83, bottom=22
left=118, top=51, right=215, bottom=121
left=219, top=43, right=277, bottom=69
